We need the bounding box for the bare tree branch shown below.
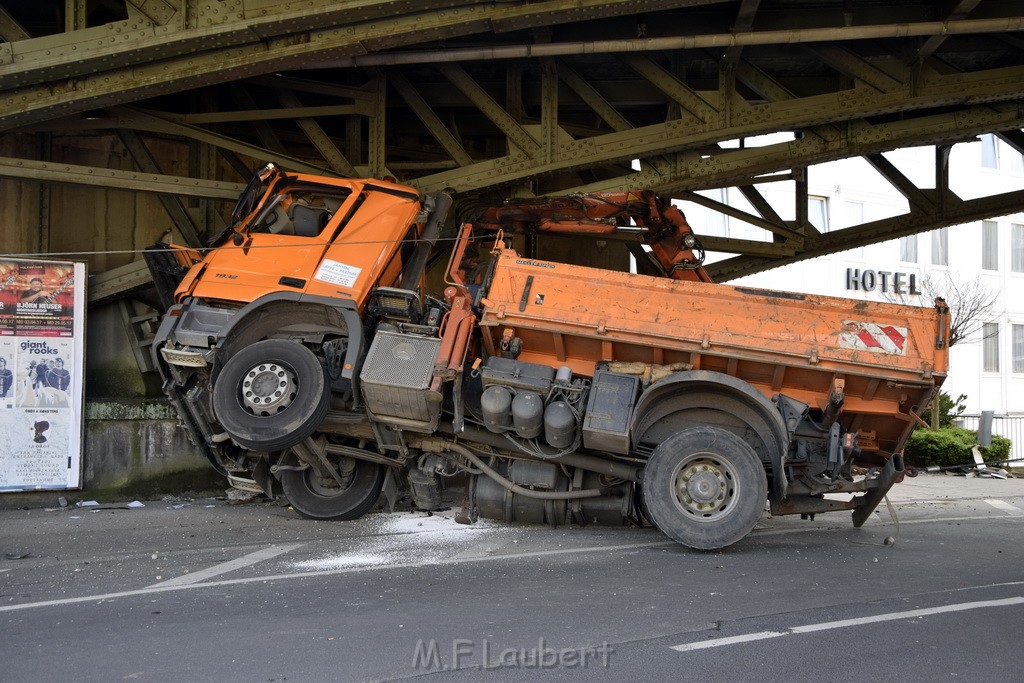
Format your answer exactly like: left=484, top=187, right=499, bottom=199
left=886, top=272, right=1001, bottom=347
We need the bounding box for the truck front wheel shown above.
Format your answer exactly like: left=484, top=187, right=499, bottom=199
left=642, top=427, right=767, bottom=550
left=212, top=339, right=330, bottom=451
left=280, top=459, right=386, bottom=520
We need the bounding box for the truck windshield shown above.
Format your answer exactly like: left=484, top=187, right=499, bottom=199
left=208, top=171, right=354, bottom=247
left=247, top=185, right=352, bottom=237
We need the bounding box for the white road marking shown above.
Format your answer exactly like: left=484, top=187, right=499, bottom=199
left=671, top=597, right=1024, bottom=652
left=0, top=539, right=673, bottom=614
left=985, top=499, right=1024, bottom=516
left=670, top=631, right=786, bottom=652
left=2, top=507, right=1021, bottom=615
left=147, top=544, right=304, bottom=587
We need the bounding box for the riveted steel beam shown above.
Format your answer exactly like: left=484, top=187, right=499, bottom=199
left=675, top=190, right=803, bottom=242
left=0, top=1, right=460, bottom=90
left=0, top=6, right=30, bottom=42
left=556, top=61, right=632, bottom=133
left=0, top=0, right=694, bottom=132
left=275, top=89, right=358, bottom=176
left=125, top=0, right=178, bottom=27
left=698, top=236, right=797, bottom=257
left=111, top=106, right=339, bottom=176
left=437, top=63, right=542, bottom=158
left=915, top=0, right=983, bottom=61
left=722, top=0, right=761, bottom=70
left=228, top=83, right=287, bottom=154
left=996, top=129, right=1024, bottom=156
left=180, top=104, right=369, bottom=125
left=388, top=69, right=473, bottom=167
left=618, top=53, right=717, bottom=124
left=738, top=185, right=787, bottom=229
left=865, top=153, right=937, bottom=213
left=410, top=64, right=1024, bottom=194
left=556, top=60, right=671, bottom=175
left=541, top=58, right=559, bottom=165
left=0, top=156, right=244, bottom=199
left=367, top=77, right=388, bottom=179
left=805, top=45, right=904, bottom=93
left=117, top=129, right=203, bottom=246
left=709, top=188, right=1024, bottom=281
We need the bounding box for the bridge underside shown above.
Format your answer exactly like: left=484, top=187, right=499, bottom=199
left=1, top=0, right=1023, bottom=289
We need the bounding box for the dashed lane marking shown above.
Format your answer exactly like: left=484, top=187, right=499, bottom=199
left=985, top=499, right=1024, bottom=516
left=0, top=540, right=673, bottom=614
left=147, top=543, right=304, bottom=587
left=670, top=597, right=1024, bottom=652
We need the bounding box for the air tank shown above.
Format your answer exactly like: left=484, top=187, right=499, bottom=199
left=480, top=385, right=513, bottom=433
left=512, top=392, right=544, bottom=438
left=544, top=400, right=576, bottom=449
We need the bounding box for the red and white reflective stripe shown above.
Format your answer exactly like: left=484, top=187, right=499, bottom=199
left=839, top=321, right=908, bottom=355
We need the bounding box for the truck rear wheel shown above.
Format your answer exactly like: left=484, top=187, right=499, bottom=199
left=212, top=339, right=330, bottom=451
left=642, top=427, right=767, bottom=550
left=280, top=459, right=386, bottom=520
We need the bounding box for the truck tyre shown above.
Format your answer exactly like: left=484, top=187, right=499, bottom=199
left=642, top=427, right=767, bottom=550
left=280, top=459, right=386, bottom=520
left=212, top=339, right=330, bottom=451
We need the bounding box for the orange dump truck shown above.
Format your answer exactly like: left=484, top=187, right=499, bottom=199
left=147, top=164, right=948, bottom=549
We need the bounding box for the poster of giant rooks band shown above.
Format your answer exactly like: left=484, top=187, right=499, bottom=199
left=0, top=258, right=85, bottom=491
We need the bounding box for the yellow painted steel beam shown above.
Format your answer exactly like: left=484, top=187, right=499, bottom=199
left=0, top=155, right=244, bottom=199
left=709, top=188, right=1024, bottom=281
left=0, top=6, right=30, bottom=42
left=179, top=104, right=369, bottom=124
left=410, top=64, right=1024, bottom=193
left=0, top=0, right=690, bottom=132
left=388, top=69, right=473, bottom=167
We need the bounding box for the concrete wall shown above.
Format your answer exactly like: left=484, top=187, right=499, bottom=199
left=82, top=400, right=218, bottom=493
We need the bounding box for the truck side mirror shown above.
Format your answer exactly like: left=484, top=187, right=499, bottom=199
left=977, top=410, right=994, bottom=448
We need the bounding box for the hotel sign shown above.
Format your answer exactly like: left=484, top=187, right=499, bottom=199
left=845, top=268, right=921, bottom=295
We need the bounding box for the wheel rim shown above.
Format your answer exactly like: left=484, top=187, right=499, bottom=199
left=303, top=458, right=356, bottom=497
left=240, top=361, right=297, bottom=416
left=670, top=452, right=739, bottom=521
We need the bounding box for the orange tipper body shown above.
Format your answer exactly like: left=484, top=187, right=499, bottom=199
left=147, top=167, right=950, bottom=550
left=477, top=241, right=949, bottom=462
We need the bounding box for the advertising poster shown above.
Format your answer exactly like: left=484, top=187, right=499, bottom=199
left=0, top=258, right=85, bottom=491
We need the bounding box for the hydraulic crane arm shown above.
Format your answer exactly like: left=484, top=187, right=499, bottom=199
left=466, top=190, right=712, bottom=283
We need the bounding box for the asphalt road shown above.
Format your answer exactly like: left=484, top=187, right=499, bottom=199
left=2, top=475, right=1023, bottom=682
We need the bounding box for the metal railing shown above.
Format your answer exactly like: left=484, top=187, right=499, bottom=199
left=953, top=414, right=1024, bottom=467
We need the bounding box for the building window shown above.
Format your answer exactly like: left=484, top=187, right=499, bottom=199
left=1015, top=325, right=1024, bottom=374
left=982, top=221, right=999, bottom=270
left=899, top=234, right=917, bottom=263
left=982, top=133, right=999, bottom=169
left=699, top=188, right=728, bottom=236
left=1012, top=149, right=1024, bottom=174
left=808, top=196, right=829, bottom=232
left=1013, top=224, right=1024, bottom=273
left=843, top=201, right=864, bottom=257
left=983, top=322, right=1000, bottom=372
left=931, top=228, right=948, bottom=266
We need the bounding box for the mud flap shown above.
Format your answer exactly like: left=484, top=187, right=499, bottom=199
left=381, top=467, right=401, bottom=513
left=852, top=454, right=904, bottom=528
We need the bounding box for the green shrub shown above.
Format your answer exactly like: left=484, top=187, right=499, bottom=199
left=903, top=426, right=1012, bottom=468
left=920, top=392, right=966, bottom=428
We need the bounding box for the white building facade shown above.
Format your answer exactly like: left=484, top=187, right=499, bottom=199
left=682, top=134, right=1024, bottom=418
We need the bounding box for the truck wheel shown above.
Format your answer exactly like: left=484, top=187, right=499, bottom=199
left=212, top=339, right=330, bottom=451
left=642, top=427, right=767, bottom=550
left=280, top=459, right=386, bottom=520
